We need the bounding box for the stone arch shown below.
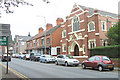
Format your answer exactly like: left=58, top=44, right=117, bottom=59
left=71, top=41, right=80, bottom=53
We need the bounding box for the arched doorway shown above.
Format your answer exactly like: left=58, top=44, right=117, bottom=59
left=74, top=44, right=79, bottom=56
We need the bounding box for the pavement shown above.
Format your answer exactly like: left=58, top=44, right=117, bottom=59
left=0, top=62, right=29, bottom=80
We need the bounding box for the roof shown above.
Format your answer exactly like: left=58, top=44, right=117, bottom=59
left=79, top=5, right=118, bottom=18
left=15, top=35, right=32, bottom=41
left=27, top=25, right=61, bottom=41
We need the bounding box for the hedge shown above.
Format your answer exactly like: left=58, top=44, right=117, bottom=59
left=89, top=45, right=120, bottom=58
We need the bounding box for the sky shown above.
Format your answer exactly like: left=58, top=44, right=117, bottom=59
left=0, top=0, right=119, bottom=40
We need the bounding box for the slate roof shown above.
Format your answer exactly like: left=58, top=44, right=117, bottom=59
left=79, top=5, right=118, bottom=18
left=27, top=25, right=61, bottom=41
left=15, top=35, right=32, bottom=41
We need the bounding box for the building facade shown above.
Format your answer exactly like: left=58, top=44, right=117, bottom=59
left=26, top=18, right=64, bottom=55
left=14, top=35, right=31, bottom=54
left=60, top=3, right=118, bottom=62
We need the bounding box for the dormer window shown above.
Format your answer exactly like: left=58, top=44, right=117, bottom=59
left=72, top=15, right=80, bottom=32
left=88, top=21, right=95, bottom=32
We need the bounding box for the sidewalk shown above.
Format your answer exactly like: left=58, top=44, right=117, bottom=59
left=0, top=63, right=23, bottom=80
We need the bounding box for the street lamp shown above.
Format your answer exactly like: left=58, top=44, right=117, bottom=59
left=36, top=16, right=46, bottom=55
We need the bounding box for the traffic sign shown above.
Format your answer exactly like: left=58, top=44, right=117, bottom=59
left=0, top=36, right=8, bottom=46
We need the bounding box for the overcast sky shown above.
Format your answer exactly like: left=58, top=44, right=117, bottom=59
left=0, top=0, right=119, bottom=40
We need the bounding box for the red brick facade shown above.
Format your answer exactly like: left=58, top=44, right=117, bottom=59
left=60, top=3, right=118, bottom=62
left=26, top=18, right=64, bottom=55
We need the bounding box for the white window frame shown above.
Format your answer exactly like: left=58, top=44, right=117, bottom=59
left=62, top=30, right=66, bottom=38
left=101, top=21, right=107, bottom=31
left=37, top=39, right=39, bottom=46
left=72, top=15, right=80, bottom=32
left=88, top=21, right=95, bottom=32
left=30, top=42, right=32, bottom=47
left=62, top=43, right=66, bottom=52
left=33, top=40, right=35, bottom=47
left=88, top=39, right=96, bottom=49
left=112, top=22, right=116, bottom=27
left=102, top=39, right=108, bottom=46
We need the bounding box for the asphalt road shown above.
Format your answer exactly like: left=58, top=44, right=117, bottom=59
left=2, top=58, right=119, bottom=78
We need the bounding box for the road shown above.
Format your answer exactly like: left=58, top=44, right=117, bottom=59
left=2, top=58, right=119, bottom=78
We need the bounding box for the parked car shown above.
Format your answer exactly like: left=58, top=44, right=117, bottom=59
left=19, top=54, right=25, bottom=59
left=15, top=54, right=19, bottom=58
left=81, top=55, right=114, bottom=71
left=55, top=55, right=79, bottom=66
left=1, top=54, right=11, bottom=62
left=12, top=54, right=16, bottom=58
left=40, top=55, right=56, bottom=63
left=23, top=54, right=30, bottom=60
left=30, top=52, right=41, bottom=61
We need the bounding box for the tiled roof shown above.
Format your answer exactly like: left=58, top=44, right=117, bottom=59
left=79, top=5, right=117, bottom=18
left=27, top=25, right=61, bottom=41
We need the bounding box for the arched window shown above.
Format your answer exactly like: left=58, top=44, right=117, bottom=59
left=73, top=15, right=80, bottom=32
left=88, top=21, right=95, bottom=32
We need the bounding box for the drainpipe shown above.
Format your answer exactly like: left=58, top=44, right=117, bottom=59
left=50, top=33, right=52, bottom=55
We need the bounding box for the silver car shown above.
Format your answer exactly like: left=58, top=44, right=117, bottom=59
left=55, top=55, right=79, bottom=66
left=40, top=55, right=56, bottom=63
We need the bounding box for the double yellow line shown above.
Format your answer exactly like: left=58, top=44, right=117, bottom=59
left=0, top=62, right=31, bottom=80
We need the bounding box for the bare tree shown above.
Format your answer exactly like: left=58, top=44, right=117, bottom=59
left=0, top=0, right=50, bottom=17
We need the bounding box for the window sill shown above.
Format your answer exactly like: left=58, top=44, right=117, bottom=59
left=88, top=30, right=95, bottom=32
left=102, top=30, right=107, bottom=32
left=62, top=51, right=66, bottom=52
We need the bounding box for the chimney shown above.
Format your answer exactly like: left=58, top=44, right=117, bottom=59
left=84, top=7, right=88, bottom=11
left=46, top=23, right=53, bottom=30
left=94, top=9, right=98, bottom=13
left=38, top=27, right=44, bottom=33
left=56, top=18, right=64, bottom=26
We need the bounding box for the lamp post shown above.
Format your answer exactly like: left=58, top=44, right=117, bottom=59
left=36, top=16, right=46, bottom=55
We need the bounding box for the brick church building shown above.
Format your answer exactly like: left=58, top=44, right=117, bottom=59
left=60, top=3, right=118, bottom=61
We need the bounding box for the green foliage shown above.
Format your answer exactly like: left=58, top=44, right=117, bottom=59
left=106, top=22, right=120, bottom=45
left=90, top=45, right=120, bottom=58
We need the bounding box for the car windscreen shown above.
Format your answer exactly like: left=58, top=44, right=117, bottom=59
left=102, top=56, right=110, bottom=61
left=65, top=56, right=74, bottom=59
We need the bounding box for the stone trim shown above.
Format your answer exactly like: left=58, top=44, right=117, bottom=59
left=68, top=29, right=85, bottom=35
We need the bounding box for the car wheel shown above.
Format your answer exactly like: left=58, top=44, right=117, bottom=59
left=98, top=66, right=103, bottom=71
left=65, top=62, right=68, bottom=67
left=109, top=68, right=114, bottom=71
left=75, top=64, right=79, bottom=67
left=55, top=61, right=58, bottom=65
left=82, top=64, right=86, bottom=69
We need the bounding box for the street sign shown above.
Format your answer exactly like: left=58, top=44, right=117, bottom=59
left=0, top=24, right=10, bottom=37
left=0, top=36, right=8, bottom=46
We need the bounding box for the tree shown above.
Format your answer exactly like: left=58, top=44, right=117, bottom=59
left=106, top=21, right=120, bottom=45
left=0, top=0, right=50, bottom=17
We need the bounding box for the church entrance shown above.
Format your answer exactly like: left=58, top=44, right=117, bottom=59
left=74, top=44, right=79, bottom=56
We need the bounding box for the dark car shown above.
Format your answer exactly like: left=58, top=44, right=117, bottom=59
left=1, top=54, right=11, bottom=62
left=81, top=55, right=114, bottom=71
left=30, top=52, right=41, bottom=61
